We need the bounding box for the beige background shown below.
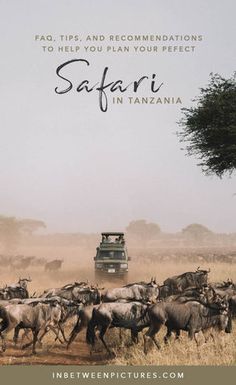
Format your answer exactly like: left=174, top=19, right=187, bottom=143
left=0, top=0, right=236, bottom=234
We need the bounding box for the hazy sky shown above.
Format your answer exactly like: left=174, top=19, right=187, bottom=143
left=0, top=0, right=236, bottom=233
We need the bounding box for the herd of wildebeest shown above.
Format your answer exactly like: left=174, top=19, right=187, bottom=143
left=1, top=250, right=236, bottom=273
left=0, top=267, right=235, bottom=358
left=0, top=255, right=63, bottom=272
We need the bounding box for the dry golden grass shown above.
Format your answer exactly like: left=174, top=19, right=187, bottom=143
left=105, top=323, right=236, bottom=366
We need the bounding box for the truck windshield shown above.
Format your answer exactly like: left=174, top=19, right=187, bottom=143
left=97, top=251, right=126, bottom=260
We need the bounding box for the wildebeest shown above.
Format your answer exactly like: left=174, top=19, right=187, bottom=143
left=41, top=281, right=88, bottom=297
left=164, top=285, right=218, bottom=305
left=68, top=282, right=152, bottom=350
left=67, top=304, right=98, bottom=348
left=0, top=278, right=31, bottom=300
left=41, top=282, right=101, bottom=305
left=213, top=279, right=235, bottom=290
left=102, top=279, right=159, bottom=303
left=34, top=297, right=82, bottom=345
left=143, top=298, right=231, bottom=353
left=86, top=302, right=150, bottom=356
left=44, top=259, right=63, bottom=272
left=211, top=280, right=236, bottom=300
left=0, top=301, right=62, bottom=354
left=41, top=283, right=101, bottom=344
left=68, top=301, right=144, bottom=350
left=6, top=296, right=81, bottom=346
left=229, top=295, right=236, bottom=318
left=158, top=284, right=172, bottom=299
left=163, top=267, right=209, bottom=295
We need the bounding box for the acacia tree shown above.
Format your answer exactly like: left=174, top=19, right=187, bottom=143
left=19, top=218, right=46, bottom=236
left=182, top=223, right=212, bottom=242
left=0, top=215, right=46, bottom=252
left=178, top=73, right=236, bottom=177
left=126, top=220, right=161, bottom=242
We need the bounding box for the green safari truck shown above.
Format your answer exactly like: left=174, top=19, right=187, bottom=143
left=94, top=232, right=131, bottom=281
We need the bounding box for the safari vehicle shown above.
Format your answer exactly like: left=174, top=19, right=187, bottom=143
left=94, top=232, right=131, bottom=281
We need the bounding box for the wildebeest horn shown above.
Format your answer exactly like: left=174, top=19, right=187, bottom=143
left=197, top=266, right=200, bottom=271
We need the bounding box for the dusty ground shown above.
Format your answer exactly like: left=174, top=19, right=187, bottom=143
left=0, top=331, right=108, bottom=365
left=0, top=247, right=236, bottom=366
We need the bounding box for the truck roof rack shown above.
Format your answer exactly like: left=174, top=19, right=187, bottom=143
left=101, top=232, right=124, bottom=236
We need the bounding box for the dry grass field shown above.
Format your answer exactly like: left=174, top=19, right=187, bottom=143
left=0, top=245, right=236, bottom=366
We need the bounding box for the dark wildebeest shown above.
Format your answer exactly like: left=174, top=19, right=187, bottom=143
left=67, top=303, right=134, bottom=349
left=163, top=267, right=209, bottom=295
left=68, top=295, right=147, bottom=349
left=143, top=298, right=231, bottom=353
left=229, top=295, right=236, bottom=318
left=158, top=284, right=172, bottom=299
left=67, top=304, right=98, bottom=348
left=0, top=278, right=31, bottom=300
left=102, top=279, right=159, bottom=303
left=0, top=301, right=62, bottom=354
left=86, top=302, right=150, bottom=356
left=44, top=259, right=63, bottom=272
